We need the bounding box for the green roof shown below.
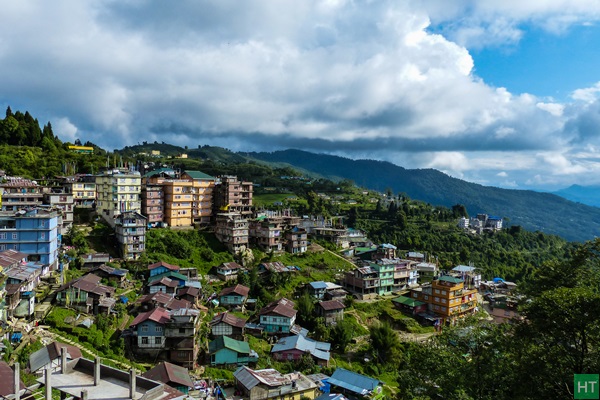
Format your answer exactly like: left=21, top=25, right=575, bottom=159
left=143, top=168, right=175, bottom=178
left=392, top=295, right=425, bottom=307
left=209, top=336, right=250, bottom=354
left=148, top=271, right=188, bottom=283
left=183, top=170, right=215, bottom=180
left=437, top=275, right=464, bottom=284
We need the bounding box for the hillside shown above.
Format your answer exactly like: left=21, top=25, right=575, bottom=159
left=553, top=184, right=600, bottom=208
left=249, top=149, right=600, bottom=242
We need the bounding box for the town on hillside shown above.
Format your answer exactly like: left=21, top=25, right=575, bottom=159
left=0, top=165, right=537, bottom=399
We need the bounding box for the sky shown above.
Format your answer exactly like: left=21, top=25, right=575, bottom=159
left=2, top=1, right=600, bottom=191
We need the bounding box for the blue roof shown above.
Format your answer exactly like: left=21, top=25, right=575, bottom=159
left=380, top=243, right=397, bottom=249
left=327, top=368, right=380, bottom=395
left=310, top=281, right=328, bottom=290
left=453, top=265, right=477, bottom=273
left=271, top=335, right=331, bottom=361
left=315, top=394, right=348, bottom=400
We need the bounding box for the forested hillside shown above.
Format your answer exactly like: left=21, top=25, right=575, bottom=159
left=249, top=149, right=600, bottom=242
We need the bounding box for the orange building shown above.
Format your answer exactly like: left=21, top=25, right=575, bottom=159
left=410, top=275, right=478, bottom=322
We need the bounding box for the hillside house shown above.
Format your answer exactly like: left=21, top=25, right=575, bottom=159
left=176, top=286, right=201, bottom=304
left=210, top=312, right=247, bottom=340
left=136, top=292, right=191, bottom=312
left=86, top=264, right=127, bottom=286
left=410, top=275, right=478, bottom=322
left=233, top=366, right=318, bottom=400
left=326, top=368, right=382, bottom=399
left=55, top=274, right=116, bottom=315
left=147, top=277, right=178, bottom=295
left=271, top=335, right=331, bottom=367
left=392, top=295, right=427, bottom=316
left=209, top=336, right=259, bottom=366
left=142, top=362, right=194, bottom=395
left=216, top=261, right=243, bottom=281
left=308, top=281, right=328, bottom=299
left=286, top=227, right=308, bottom=254
left=148, top=271, right=188, bottom=288
left=218, top=284, right=250, bottom=308
left=148, top=261, right=180, bottom=277
left=115, top=211, right=146, bottom=260
left=343, top=266, right=379, bottom=299
left=317, top=300, right=345, bottom=325
left=259, top=298, right=297, bottom=334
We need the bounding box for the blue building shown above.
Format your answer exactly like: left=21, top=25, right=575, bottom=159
left=0, top=209, right=60, bottom=270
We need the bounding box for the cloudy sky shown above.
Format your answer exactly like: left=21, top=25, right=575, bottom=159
left=2, top=1, right=600, bottom=190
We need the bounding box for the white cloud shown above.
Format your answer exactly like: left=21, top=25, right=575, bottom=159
left=54, top=117, right=79, bottom=143
left=497, top=171, right=508, bottom=177
left=571, top=82, right=600, bottom=102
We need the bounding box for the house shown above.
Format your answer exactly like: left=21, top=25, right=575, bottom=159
left=218, top=284, right=250, bottom=307
left=308, top=281, right=328, bottom=299
left=86, top=264, right=127, bottom=286
left=286, top=227, right=308, bottom=254
left=326, top=368, right=382, bottom=399
left=147, top=277, right=179, bottom=295
left=258, top=298, right=297, bottom=334
left=164, top=308, right=201, bottom=368
left=271, top=335, right=331, bottom=366
left=317, top=300, right=345, bottom=325
left=142, top=361, right=194, bottom=395
left=391, top=295, right=427, bottom=316
left=258, top=261, right=295, bottom=274
left=28, top=341, right=83, bottom=374
left=148, top=261, right=181, bottom=277
left=148, top=271, right=188, bottom=288
left=176, top=286, right=201, bottom=304
left=214, top=212, right=249, bottom=254
left=210, top=312, right=246, bottom=340
left=128, top=307, right=171, bottom=353
left=209, top=336, right=258, bottom=366
left=55, top=274, right=116, bottom=315
left=136, top=292, right=191, bottom=312
left=451, top=265, right=481, bottom=289
left=216, top=261, right=243, bottom=281
left=343, top=266, right=379, bottom=299
left=80, top=253, right=110, bottom=270
left=233, top=366, right=318, bottom=400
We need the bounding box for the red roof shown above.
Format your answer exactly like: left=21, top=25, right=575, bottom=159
left=0, top=249, right=28, bottom=269
left=218, top=284, right=250, bottom=298
left=142, top=361, right=194, bottom=388
left=148, top=261, right=180, bottom=271
left=259, top=298, right=296, bottom=318
left=130, top=307, right=171, bottom=326
left=210, top=312, right=246, bottom=328
left=319, top=300, right=346, bottom=311
left=148, top=277, right=179, bottom=288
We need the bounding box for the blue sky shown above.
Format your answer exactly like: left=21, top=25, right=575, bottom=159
left=1, top=1, right=600, bottom=191
left=469, top=24, right=600, bottom=100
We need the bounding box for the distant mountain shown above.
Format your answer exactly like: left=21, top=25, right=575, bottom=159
left=553, top=185, right=600, bottom=208
left=249, top=149, right=600, bottom=243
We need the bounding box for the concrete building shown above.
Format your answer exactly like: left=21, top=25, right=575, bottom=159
left=213, top=175, right=253, bottom=216
left=115, top=211, right=146, bottom=260
left=0, top=208, right=60, bottom=270
left=43, top=192, right=74, bottom=235
left=286, top=227, right=308, bottom=254
left=0, top=177, right=44, bottom=211
left=180, top=171, right=215, bottom=226
left=410, top=275, right=478, bottom=322
left=215, top=212, right=249, bottom=253
left=61, top=175, right=97, bottom=208
left=95, top=169, right=141, bottom=226
left=233, top=366, right=318, bottom=400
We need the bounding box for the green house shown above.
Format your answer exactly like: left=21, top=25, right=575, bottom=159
left=209, top=336, right=258, bottom=366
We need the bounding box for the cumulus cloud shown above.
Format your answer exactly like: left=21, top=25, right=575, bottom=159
left=0, top=1, right=599, bottom=189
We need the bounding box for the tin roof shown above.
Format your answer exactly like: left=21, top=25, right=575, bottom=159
left=219, top=284, right=250, bottom=297
left=271, top=335, right=331, bottom=361
left=130, top=307, right=171, bottom=327
left=148, top=261, right=180, bottom=271
left=29, top=341, right=83, bottom=373
left=210, top=312, right=247, bottom=328
left=327, top=368, right=380, bottom=396
left=209, top=336, right=251, bottom=355
left=259, top=298, right=296, bottom=318
left=318, top=300, right=345, bottom=311
left=142, top=361, right=194, bottom=388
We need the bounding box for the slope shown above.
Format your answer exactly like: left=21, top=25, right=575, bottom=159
left=249, top=149, right=600, bottom=242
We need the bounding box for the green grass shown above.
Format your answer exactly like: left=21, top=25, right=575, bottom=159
left=253, top=193, right=295, bottom=206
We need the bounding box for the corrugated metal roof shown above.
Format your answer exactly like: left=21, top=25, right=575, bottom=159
left=271, top=335, right=331, bottom=361
left=182, top=170, right=215, bottom=180
left=29, top=342, right=82, bottom=372
left=142, top=361, right=194, bottom=388
left=327, top=368, right=380, bottom=395
left=209, top=336, right=250, bottom=355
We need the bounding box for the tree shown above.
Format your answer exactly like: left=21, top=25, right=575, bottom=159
left=330, top=318, right=353, bottom=352
left=452, top=204, right=468, bottom=218
left=369, top=321, right=400, bottom=364
left=297, top=292, right=315, bottom=329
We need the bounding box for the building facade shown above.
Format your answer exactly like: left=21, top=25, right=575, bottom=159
left=95, top=170, right=141, bottom=226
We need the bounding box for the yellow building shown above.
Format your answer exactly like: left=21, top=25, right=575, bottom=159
left=95, top=170, right=142, bottom=226
left=68, top=145, right=94, bottom=154
left=233, top=366, right=318, bottom=400
left=410, top=275, right=478, bottom=322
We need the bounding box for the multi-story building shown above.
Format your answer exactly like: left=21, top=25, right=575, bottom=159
left=343, top=266, right=379, bottom=299
left=63, top=175, right=97, bottom=208
left=233, top=367, right=318, bottom=400
left=180, top=171, right=215, bottom=226
left=410, top=275, right=478, bottom=322
left=258, top=298, right=297, bottom=334
left=95, top=169, right=141, bottom=226
left=249, top=216, right=286, bottom=253
left=141, top=170, right=172, bottom=227
left=114, top=211, right=146, bottom=260
left=389, top=259, right=419, bottom=291
left=370, top=261, right=395, bottom=295
left=0, top=208, right=59, bottom=270
left=286, top=227, right=308, bottom=254
left=0, top=178, right=44, bottom=211
left=43, top=192, right=74, bottom=235
left=163, top=179, right=194, bottom=227
left=213, top=175, right=253, bottom=216
left=215, top=212, right=248, bottom=253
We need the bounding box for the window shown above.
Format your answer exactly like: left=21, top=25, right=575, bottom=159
left=434, top=289, right=440, bottom=294
left=141, top=337, right=149, bottom=344
left=155, top=337, right=162, bottom=345
left=40, top=233, right=45, bottom=240
left=0, top=233, right=5, bottom=239
left=155, top=326, right=163, bottom=332
left=424, top=295, right=428, bottom=300
left=441, top=306, right=447, bottom=312
left=441, top=298, right=447, bottom=304
left=441, top=290, right=447, bottom=295
left=141, top=325, right=148, bottom=332
left=12, top=233, right=17, bottom=240
left=434, top=297, right=440, bottom=302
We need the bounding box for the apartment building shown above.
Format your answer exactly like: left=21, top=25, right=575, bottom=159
left=141, top=170, right=170, bottom=227
left=114, top=211, right=146, bottom=260
left=95, top=169, right=141, bottom=226
left=410, top=275, right=478, bottom=322
left=213, top=175, right=253, bottom=216
left=0, top=178, right=44, bottom=211
left=43, top=192, right=74, bottom=235
left=180, top=171, right=215, bottom=226
left=215, top=212, right=249, bottom=253
left=286, top=227, right=308, bottom=254
left=62, top=175, right=97, bottom=208
left=0, top=208, right=59, bottom=269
